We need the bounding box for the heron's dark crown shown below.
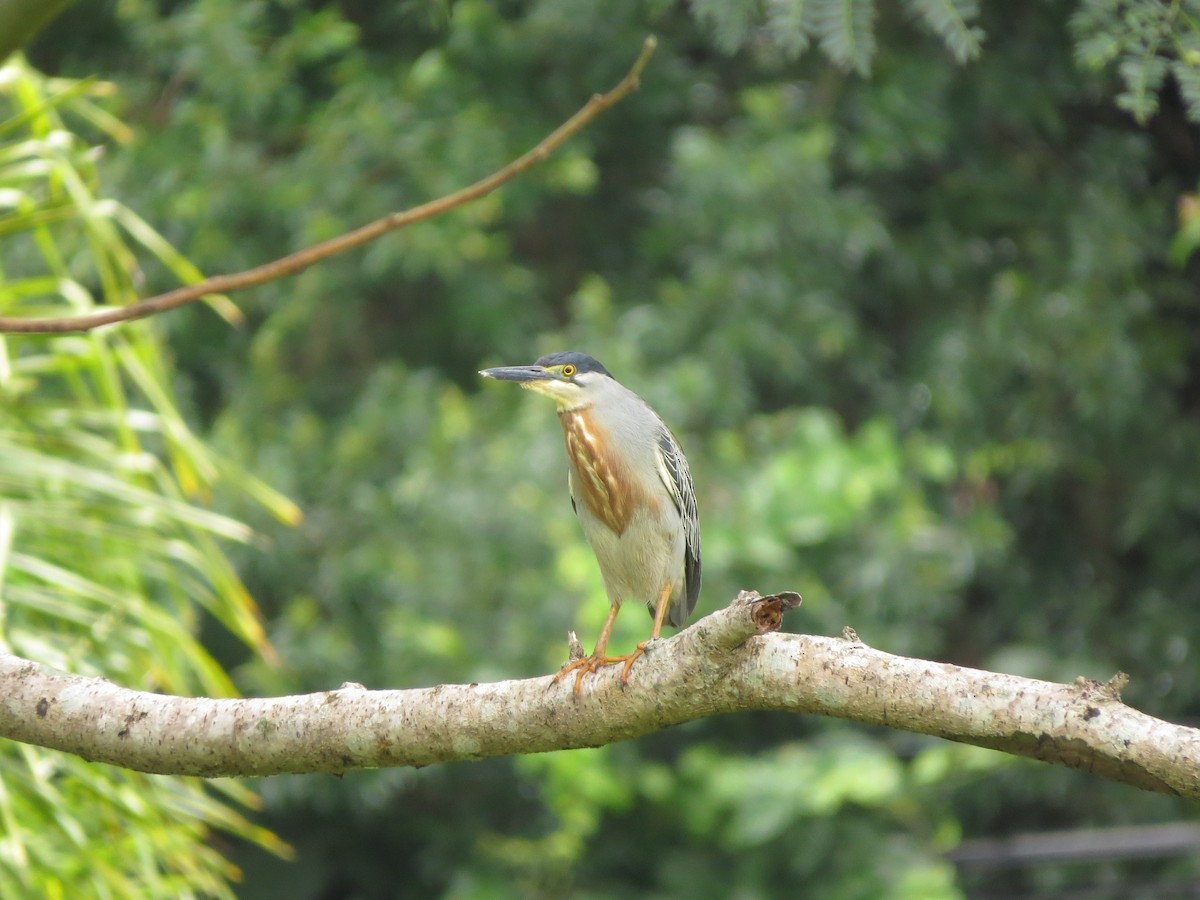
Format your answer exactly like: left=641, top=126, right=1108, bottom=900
left=535, top=351, right=612, bottom=378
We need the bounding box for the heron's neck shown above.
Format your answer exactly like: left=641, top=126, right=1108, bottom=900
left=556, top=399, right=593, bottom=415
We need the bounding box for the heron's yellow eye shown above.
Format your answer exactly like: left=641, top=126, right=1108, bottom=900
left=562, top=364, right=577, bottom=377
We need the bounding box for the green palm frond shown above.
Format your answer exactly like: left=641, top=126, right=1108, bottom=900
left=0, top=55, right=292, bottom=897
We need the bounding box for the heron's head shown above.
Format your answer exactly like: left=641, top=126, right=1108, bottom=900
left=479, top=351, right=613, bottom=410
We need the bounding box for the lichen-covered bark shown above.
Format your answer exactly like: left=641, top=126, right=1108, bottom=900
left=1, top=591, right=1197, bottom=798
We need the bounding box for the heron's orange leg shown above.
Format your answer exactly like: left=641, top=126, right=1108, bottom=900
left=649, top=580, right=674, bottom=638
left=554, top=583, right=675, bottom=695
left=554, top=603, right=624, bottom=696
left=619, top=581, right=673, bottom=684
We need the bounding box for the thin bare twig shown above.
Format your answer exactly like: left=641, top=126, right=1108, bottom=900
left=0, top=37, right=658, bottom=334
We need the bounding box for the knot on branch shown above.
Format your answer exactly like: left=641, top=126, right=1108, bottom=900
left=747, top=590, right=803, bottom=633
left=1074, top=671, right=1130, bottom=703
left=565, top=631, right=586, bottom=662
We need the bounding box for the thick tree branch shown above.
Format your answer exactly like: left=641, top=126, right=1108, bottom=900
left=0, top=36, right=658, bottom=334
left=1, top=590, right=1197, bottom=798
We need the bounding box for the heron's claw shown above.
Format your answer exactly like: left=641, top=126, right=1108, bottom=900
left=553, top=647, right=649, bottom=697
left=619, top=642, right=649, bottom=685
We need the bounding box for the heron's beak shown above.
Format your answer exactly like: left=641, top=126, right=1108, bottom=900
left=479, top=365, right=553, bottom=383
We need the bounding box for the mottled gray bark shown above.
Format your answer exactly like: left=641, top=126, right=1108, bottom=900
left=1, top=591, right=1196, bottom=798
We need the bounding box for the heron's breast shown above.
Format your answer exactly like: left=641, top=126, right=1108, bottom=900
left=560, top=408, right=659, bottom=536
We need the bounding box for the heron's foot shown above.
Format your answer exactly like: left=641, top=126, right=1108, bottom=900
left=553, top=652, right=640, bottom=697
left=618, top=642, right=650, bottom=686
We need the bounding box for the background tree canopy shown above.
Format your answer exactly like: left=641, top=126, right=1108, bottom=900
left=5, top=0, right=1200, bottom=896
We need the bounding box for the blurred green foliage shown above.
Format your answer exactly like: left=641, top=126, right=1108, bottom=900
left=1072, top=0, right=1200, bottom=122
left=11, top=0, right=1200, bottom=896
left=0, top=58, right=290, bottom=897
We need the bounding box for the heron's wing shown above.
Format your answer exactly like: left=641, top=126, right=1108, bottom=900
left=568, top=469, right=577, bottom=516
left=655, top=429, right=702, bottom=622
